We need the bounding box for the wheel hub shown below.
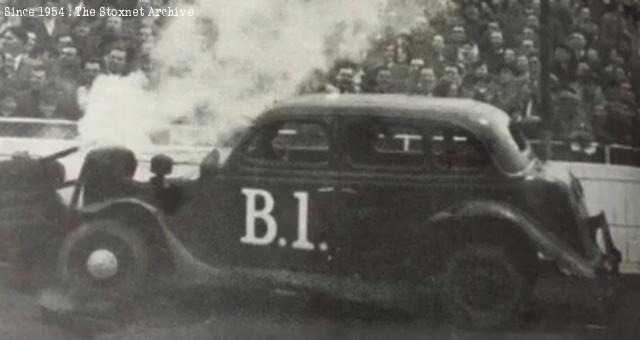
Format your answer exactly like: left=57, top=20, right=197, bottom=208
left=86, top=249, right=118, bottom=280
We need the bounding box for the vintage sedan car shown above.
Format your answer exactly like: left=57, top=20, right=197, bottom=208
left=50, top=95, right=619, bottom=328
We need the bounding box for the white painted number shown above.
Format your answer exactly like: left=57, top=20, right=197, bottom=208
left=292, top=192, right=314, bottom=250
left=241, top=189, right=278, bottom=246
left=241, top=188, right=325, bottom=252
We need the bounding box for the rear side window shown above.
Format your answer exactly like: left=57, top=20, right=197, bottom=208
left=243, top=121, right=330, bottom=165
left=431, top=127, right=490, bottom=171
left=346, top=119, right=426, bottom=168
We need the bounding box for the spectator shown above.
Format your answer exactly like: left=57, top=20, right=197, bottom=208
left=600, top=4, right=630, bottom=52
left=374, top=68, right=394, bottom=94
left=501, top=0, right=526, bottom=47
left=504, top=48, right=517, bottom=68
left=567, top=32, right=587, bottom=61
left=441, top=65, right=462, bottom=89
left=493, top=64, right=527, bottom=117
left=104, top=45, right=129, bottom=76
left=15, top=67, right=50, bottom=118
left=417, top=67, right=436, bottom=96
left=77, top=58, right=103, bottom=113
left=333, top=67, right=358, bottom=94
left=575, top=7, right=599, bottom=43
left=138, top=25, right=156, bottom=45
left=552, top=44, right=578, bottom=84
left=405, top=58, right=424, bottom=95
left=520, top=27, right=538, bottom=47
left=450, top=25, right=467, bottom=50
left=529, top=53, right=541, bottom=85
left=525, top=13, right=540, bottom=31
left=380, top=43, right=395, bottom=69
left=410, top=15, right=433, bottom=59
left=1, top=28, right=27, bottom=60
left=389, top=46, right=410, bottom=92
left=130, top=41, right=154, bottom=74
left=519, top=40, right=536, bottom=58
left=50, top=44, right=82, bottom=83
left=484, top=31, right=505, bottom=73
left=97, top=16, right=130, bottom=56
left=479, top=21, right=501, bottom=53
left=427, top=34, right=453, bottom=76
left=461, top=63, right=496, bottom=103
left=576, top=62, right=605, bottom=120
left=515, top=55, right=532, bottom=84
left=38, top=0, right=72, bottom=39
left=458, top=42, right=479, bottom=73
left=71, top=18, right=100, bottom=59
left=462, top=3, right=485, bottom=42
left=585, top=48, right=603, bottom=75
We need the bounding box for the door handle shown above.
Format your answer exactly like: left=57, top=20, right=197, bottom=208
left=317, top=187, right=335, bottom=193
left=341, top=188, right=357, bottom=194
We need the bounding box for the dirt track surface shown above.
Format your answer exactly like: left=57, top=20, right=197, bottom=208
left=1, top=276, right=640, bottom=340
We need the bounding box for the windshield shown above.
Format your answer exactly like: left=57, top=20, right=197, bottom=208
left=501, top=122, right=536, bottom=174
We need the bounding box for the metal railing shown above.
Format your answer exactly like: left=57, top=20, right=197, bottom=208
left=2, top=117, right=640, bottom=167
left=0, top=117, right=78, bottom=140
left=0, top=117, right=216, bottom=146
left=529, top=140, right=640, bottom=167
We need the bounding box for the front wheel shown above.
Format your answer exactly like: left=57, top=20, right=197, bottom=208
left=440, top=243, right=531, bottom=329
left=57, top=219, right=149, bottom=303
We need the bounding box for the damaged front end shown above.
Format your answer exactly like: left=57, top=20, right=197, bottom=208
left=523, top=161, right=621, bottom=312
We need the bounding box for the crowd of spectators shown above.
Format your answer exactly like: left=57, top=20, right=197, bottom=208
left=1, top=0, right=640, bottom=148
left=310, top=0, right=640, bottom=147
left=0, top=0, right=168, bottom=121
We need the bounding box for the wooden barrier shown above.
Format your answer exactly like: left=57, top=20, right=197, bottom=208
left=562, top=162, right=640, bottom=274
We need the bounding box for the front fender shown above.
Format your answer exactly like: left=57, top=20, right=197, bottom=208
left=431, top=200, right=598, bottom=278
left=78, top=198, right=219, bottom=290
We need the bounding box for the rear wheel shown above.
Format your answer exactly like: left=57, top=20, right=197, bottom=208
left=441, top=243, right=531, bottom=329
left=57, top=219, right=149, bottom=303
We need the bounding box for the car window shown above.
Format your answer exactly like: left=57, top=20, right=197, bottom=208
left=346, top=119, right=426, bottom=168
left=431, top=126, right=490, bottom=171
left=243, top=121, right=329, bottom=165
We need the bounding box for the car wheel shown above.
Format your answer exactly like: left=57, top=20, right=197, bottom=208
left=441, top=243, right=529, bottom=329
left=57, top=219, right=149, bottom=303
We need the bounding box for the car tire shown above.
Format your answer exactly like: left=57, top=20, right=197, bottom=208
left=441, top=243, right=530, bottom=329
left=57, top=219, right=149, bottom=303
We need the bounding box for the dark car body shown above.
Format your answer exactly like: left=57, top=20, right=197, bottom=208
left=48, top=95, right=620, bottom=326
left=161, top=95, right=614, bottom=279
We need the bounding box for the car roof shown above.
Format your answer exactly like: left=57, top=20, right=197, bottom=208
left=262, top=94, right=511, bottom=137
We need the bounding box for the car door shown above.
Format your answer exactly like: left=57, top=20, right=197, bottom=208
left=427, top=123, right=498, bottom=215
left=209, top=116, right=340, bottom=274
left=330, top=114, right=434, bottom=282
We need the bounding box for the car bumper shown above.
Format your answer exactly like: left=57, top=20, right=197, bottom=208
left=582, top=213, right=621, bottom=314
left=586, top=213, right=621, bottom=275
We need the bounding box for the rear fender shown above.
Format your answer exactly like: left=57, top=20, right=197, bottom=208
left=79, top=198, right=216, bottom=288
left=430, top=201, right=597, bottom=278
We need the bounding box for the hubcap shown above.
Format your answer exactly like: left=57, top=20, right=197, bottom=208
left=86, top=249, right=118, bottom=280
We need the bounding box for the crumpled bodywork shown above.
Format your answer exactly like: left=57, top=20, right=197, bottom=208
left=431, top=200, right=610, bottom=279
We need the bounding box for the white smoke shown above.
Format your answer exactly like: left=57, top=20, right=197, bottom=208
left=79, top=0, right=444, bottom=148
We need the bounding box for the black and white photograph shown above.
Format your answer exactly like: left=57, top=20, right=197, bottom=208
left=0, top=0, right=639, bottom=339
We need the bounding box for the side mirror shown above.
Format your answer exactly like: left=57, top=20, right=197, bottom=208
left=200, top=150, right=220, bottom=178
left=151, top=154, right=174, bottom=177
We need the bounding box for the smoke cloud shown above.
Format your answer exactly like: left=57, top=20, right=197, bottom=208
left=79, top=0, right=443, bottom=148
